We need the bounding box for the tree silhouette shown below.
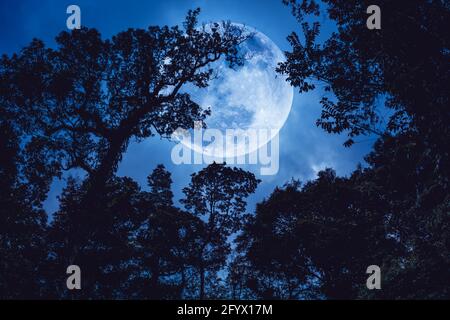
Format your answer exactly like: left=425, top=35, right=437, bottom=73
left=132, top=165, right=202, bottom=299
left=0, top=120, right=47, bottom=298
left=0, top=8, right=250, bottom=274
left=239, top=0, right=450, bottom=299
left=279, top=0, right=449, bottom=147
left=181, top=162, right=260, bottom=299
left=239, top=169, right=398, bottom=299
left=46, top=175, right=144, bottom=298
left=0, top=2, right=448, bottom=300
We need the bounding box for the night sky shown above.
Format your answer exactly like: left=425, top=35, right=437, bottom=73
left=0, top=0, right=378, bottom=216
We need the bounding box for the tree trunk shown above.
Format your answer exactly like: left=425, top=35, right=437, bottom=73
left=68, top=129, right=130, bottom=265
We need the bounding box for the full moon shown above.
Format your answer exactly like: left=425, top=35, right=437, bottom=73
left=183, top=23, right=294, bottom=158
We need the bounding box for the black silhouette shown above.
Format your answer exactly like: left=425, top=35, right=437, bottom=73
left=0, top=2, right=448, bottom=299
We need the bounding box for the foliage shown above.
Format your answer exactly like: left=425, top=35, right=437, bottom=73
left=0, top=2, right=448, bottom=299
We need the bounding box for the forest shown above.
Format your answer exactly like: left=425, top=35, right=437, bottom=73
left=0, top=0, right=449, bottom=299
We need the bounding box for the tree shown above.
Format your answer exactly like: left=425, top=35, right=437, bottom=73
left=0, top=49, right=58, bottom=299
left=181, top=162, right=260, bottom=299
left=0, top=120, right=47, bottom=299
left=360, top=135, right=450, bottom=299
left=278, top=0, right=449, bottom=146
left=237, top=180, right=311, bottom=299
left=2, top=8, right=250, bottom=267
left=267, top=0, right=450, bottom=299
left=46, top=175, right=143, bottom=299
left=147, top=164, right=174, bottom=207
left=239, top=169, right=399, bottom=299
left=240, top=152, right=449, bottom=299
left=131, top=165, right=202, bottom=299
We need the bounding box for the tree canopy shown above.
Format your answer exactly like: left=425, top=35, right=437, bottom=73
left=0, top=3, right=448, bottom=299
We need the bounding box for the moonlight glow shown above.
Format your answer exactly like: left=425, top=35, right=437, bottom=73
left=184, top=23, right=294, bottom=158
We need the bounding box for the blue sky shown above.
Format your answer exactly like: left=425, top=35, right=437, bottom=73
left=0, top=0, right=376, bottom=215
